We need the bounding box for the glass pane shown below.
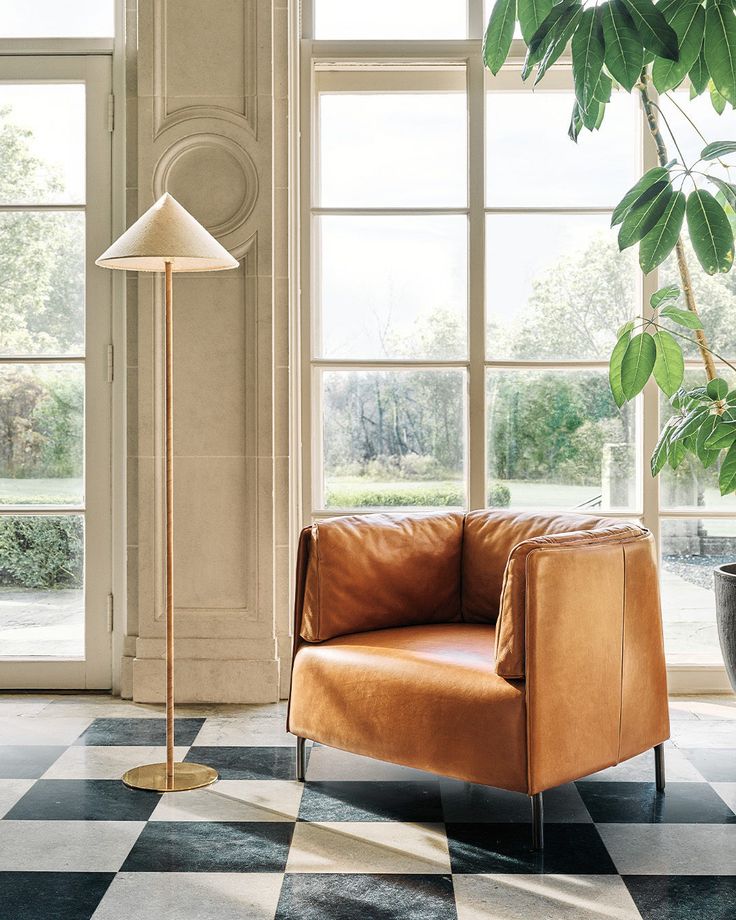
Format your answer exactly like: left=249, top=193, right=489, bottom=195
left=0, top=85, right=85, bottom=204
left=486, top=214, right=638, bottom=360
left=658, top=92, right=736, bottom=360
left=321, top=369, right=466, bottom=509
left=315, top=215, right=468, bottom=360
left=486, top=91, right=639, bottom=207
left=317, top=71, right=467, bottom=207
left=659, top=375, right=736, bottom=510
left=0, top=365, right=84, bottom=505
left=0, top=514, right=83, bottom=657
left=314, top=0, right=467, bottom=39
left=487, top=369, right=637, bottom=510
left=0, top=212, right=85, bottom=356
left=660, top=518, right=735, bottom=665
left=0, top=0, right=114, bottom=37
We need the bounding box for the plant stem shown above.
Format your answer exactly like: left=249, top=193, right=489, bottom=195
left=637, top=69, right=717, bottom=382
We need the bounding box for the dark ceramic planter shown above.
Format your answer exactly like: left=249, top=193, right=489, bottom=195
left=714, top=563, right=736, bottom=693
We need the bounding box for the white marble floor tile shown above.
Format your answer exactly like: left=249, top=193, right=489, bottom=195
left=0, top=698, right=55, bottom=717
left=453, top=874, right=642, bottom=920
left=92, top=872, right=284, bottom=920
left=583, top=746, right=704, bottom=782
left=685, top=698, right=736, bottom=720
left=286, top=821, right=451, bottom=874
left=192, top=707, right=292, bottom=747
left=0, top=715, right=92, bottom=746
left=670, top=720, right=736, bottom=749
left=149, top=780, right=303, bottom=822
left=41, top=746, right=191, bottom=779
left=0, top=779, right=34, bottom=818
left=712, top=782, right=736, bottom=813
left=306, top=747, right=437, bottom=782
left=597, top=824, right=736, bottom=875
left=0, top=820, right=144, bottom=872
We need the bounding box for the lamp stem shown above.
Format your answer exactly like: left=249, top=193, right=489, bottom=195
left=165, top=259, right=174, bottom=787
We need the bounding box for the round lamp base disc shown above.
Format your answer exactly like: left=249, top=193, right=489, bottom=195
left=122, top=762, right=218, bottom=792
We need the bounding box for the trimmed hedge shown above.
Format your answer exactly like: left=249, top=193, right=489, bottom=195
left=325, top=480, right=511, bottom=509
left=0, top=514, right=83, bottom=589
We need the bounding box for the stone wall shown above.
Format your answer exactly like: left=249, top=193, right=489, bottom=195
left=121, top=0, right=291, bottom=702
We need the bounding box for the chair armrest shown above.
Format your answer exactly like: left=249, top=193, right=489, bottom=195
left=503, top=529, right=669, bottom=793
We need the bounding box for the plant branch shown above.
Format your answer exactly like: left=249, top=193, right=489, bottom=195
left=637, top=317, right=736, bottom=376
left=637, top=69, right=717, bottom=382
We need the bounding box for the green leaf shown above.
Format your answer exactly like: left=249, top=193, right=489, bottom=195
left=639, top=190, right=686, bottom=273
left=621, top=332, right=656, bottom=399
left=701, top=140, right=736, bottom=160
left=659, top=305, right=703, bottom=329
left=651, top=422, right=674, bottom=475
left=572, top=7, right=606, bottom=114
left=705, top=0, right=736, bottom=105
left=619, top=0, right=679, bottom=60
left=612, top=166, right=669, bottom=227
left=594, top=70, right=613, bottom=104
left=689, top=45, right=710, bottom=95
left=518, top=0, right=555, bottom=43
left=568, top=100, right=584, bottom=141
left=534, top=3, right=585, bottom=84
left=609, top=330, right=631, bottom=407
left=651, top=283, right=680, bottom=308
left=704, top=412, right=736, bottom=449
left=602, top=0, right=644, bottom=91
left=673, top=404, right=710, bottom=440
left=720, top=442, right=736, bottom=494
left=652, top=330, right=685, bottom=396
left=696, top=414, right=721, bottom=467
left=707, top=378, right=729, bottom=401
left=618, top=181, right=673, bottom=250
left=617, top=319, right=635, bottom=337
left=686, top=188, right=735, bottom=274
left=483, top=0, right=517, bottom=75
left=710, top=80, right=728, bottom=114
left=528, top=0, right=579, bottom=53
left=652, top=0, right=705, bottom=93
left=668, top=435, right=687, bottom=468
left=708, top=176, right=736, bottom=209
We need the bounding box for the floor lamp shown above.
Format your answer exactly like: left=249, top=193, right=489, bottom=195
left=97, top=192, right=238, bottom=792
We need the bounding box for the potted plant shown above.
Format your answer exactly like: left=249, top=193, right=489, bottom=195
left=484, top=0, right=736, bottom=688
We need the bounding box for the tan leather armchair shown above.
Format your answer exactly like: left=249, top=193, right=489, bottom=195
left=287, top=509, right=670, bottom=849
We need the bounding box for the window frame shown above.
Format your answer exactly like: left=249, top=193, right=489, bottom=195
left=296, top=0, right=734, bottom=687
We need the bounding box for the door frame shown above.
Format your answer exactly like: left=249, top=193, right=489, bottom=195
left=0, top=54, right=114, bottom=689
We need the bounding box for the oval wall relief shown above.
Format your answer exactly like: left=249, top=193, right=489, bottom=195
left=153, top=134, right=259, bottom=238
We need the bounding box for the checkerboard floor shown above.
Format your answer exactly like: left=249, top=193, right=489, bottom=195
left=1, top=695, right=735, bottom=919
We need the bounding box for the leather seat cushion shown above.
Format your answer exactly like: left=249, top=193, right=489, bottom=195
left=300, top=511, right=464, bottom=642
left=288, top=623, right=527, bottom=791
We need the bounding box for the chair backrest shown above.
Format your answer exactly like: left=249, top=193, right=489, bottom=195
left=297, top=508, right=636, bottom=642
left=299, top=511, right=463, bottom=642
left=462, top=509, right=625, bottom=624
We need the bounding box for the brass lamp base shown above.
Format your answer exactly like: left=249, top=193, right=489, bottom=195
left=122, top=762, right=218, bottom=792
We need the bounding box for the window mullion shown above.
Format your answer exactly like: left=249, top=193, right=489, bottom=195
left=468, top=53, right=486, bottom=510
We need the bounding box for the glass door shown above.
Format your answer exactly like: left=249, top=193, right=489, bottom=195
left=0, top=55, right=112, bottom=688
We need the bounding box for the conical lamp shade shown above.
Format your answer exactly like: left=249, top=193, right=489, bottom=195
left=96, top=192, right=239, bottom=272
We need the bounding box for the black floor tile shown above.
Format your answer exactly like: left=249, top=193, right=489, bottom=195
left=681, top=749, right=736, bottom=783
left=185, top=746, right=296, bottom=779
left=0, top=871, right=114, bottom=920
left=121, top=821, right=293, bottom=872
left=624, top=875, right=736, bottom=920
left=5, top=780, right=160, bottom=821
left=0, top=746, right=66, bottom=779
left=440, top=779, right=590, bottom=823
left=75, top=718, right=204, bottom=746
left=576, top=781, right=736, bottom=823
left=298, top=781, right=443, bottom=822
left=446, top=823, right=617, bottom=874
left=276, top=874, right=457, bottom=920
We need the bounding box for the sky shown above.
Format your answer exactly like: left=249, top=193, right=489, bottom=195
left=0, top=1, right=113, bottom=38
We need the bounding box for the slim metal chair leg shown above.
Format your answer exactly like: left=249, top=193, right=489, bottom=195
left=296, top=736, right=306, bottom=782
left=531, top=792, right=544, bottom=851
left=654, top=743, right=665, bottom=792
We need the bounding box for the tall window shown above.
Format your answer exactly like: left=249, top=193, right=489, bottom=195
left=299, top=1, right=736, bottom=679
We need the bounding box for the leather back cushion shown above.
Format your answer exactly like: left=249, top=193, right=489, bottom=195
left=462, top=509, right=616, bottom=624
left=300, top=511, right=464, bottom=642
